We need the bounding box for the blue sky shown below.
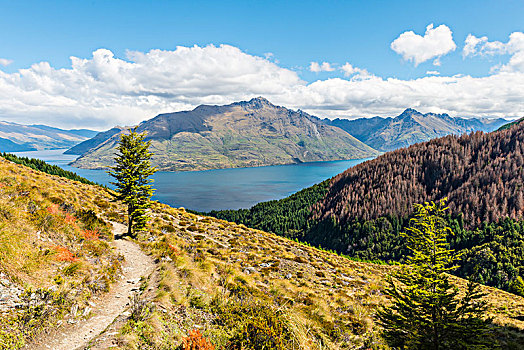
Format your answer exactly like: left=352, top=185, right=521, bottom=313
left=0, top=0, right=523, bottom=128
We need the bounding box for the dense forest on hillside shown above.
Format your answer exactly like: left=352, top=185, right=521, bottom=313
left=315, top=126, right=524, bottom=226
left=209, top=123, right=524, bottom=295
left=1, top=152, right=99, bottom=186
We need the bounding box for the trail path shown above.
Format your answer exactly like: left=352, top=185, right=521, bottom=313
left=27, top=222, right=155, bottom=350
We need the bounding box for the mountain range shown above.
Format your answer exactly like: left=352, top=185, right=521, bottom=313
left=0, top=121, right=97, bottom=152
left=325, top=108, right=508, bottom=152
left=67, top=98, right=510, bottom=171
left=70, top=97, right=378, bottom=171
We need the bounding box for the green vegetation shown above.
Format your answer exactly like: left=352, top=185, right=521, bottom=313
left=1, top=153, right=524, bottom=349
left=211, top=198, right=524, bottom=296
left=210, top=122, right=524, bottom=297
left=109, top=128, right=157, bottom=237
left=497, top=117, right=524, bottom=131
left=1, top=152, right=98, bottom=186
left=377, top=200, right=493, bottom=349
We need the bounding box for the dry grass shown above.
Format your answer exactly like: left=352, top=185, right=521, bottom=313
left=116, top=202, right=524, bottom=348
left=0, top=158, right=121, bottom=348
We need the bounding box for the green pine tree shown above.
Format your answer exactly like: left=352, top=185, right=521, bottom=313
left=108, top=128, right=157, bottom=238
left=377, top=199, right=494, bottom=350
left=509, top=276, right=524, bottom=297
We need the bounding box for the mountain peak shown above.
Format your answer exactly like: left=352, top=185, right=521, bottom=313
left=233, top=96, right=274, bottom=109
left=400, top=108, right=422, bottom=116
left=249, top=96, right=270, bottom=104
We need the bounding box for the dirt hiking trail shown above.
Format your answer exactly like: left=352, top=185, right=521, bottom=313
left=26, top=222, right=155, bottom=350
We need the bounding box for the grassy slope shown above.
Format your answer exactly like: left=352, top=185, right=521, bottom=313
left=0, top=157, right=523, bottom=348
left=0, top=157, right=121, bottom=348
left=124, top=203, right=524, bottom=349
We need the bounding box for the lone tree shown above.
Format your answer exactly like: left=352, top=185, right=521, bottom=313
left=377, top=199, right=494, bottom=349
left=108, top=127, right=157, bottom=238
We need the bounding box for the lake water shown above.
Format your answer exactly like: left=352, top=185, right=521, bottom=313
left=12, top=149, right=370, bottom=212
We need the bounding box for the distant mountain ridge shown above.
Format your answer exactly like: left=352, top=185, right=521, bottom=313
left=68, top=100, right=512, bottom=171
left=70, top=97, right=379, bottom=171
left=65, top=126, right=127, bottom=155
left=325, top=108, right=508, bottom=152
left=0, top=121, right=97, bottom=152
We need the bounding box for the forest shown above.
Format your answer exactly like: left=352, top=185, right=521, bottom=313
left=1, top=152, right=99, bottom=186
left=209, top=122, right=524, bottom=295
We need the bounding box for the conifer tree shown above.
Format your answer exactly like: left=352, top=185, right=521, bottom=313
left=108, top=128, right=157, bottom=238
left=377, top=199, right=494, bottom=349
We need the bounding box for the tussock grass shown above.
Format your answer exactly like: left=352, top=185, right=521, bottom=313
left=0, top=157, right=121, bottom=348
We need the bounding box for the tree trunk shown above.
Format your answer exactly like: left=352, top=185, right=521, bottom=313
left=127, top=207, right=132, bottom=238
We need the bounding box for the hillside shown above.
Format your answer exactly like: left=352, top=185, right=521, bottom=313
left=2, top=155, right=524, bottom=348
left=498, top=117, right=524, bottom=131
left=0, top=157, right=121, bottom=348
left=64, top=126, right=126, bottom=155
left=69, top=97, right=378, bottom=171
left=0, top=121, right=97, bottom=152
left=326, top=108, right=508, bottom=152
left=210, top=122, right=524, bottom=294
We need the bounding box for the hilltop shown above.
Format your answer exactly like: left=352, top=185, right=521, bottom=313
left=0, top=121, right=97, bottom=152
left=2, top=152, right=524, bottom=348
left=69, top=97, right=378, bottom=171
left=326, top=108, right=507, bottom=152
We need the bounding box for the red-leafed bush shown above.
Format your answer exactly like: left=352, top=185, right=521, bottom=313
left=54, top=245, right=78, bottom=262
left=46, top=204, right=61, bottom=215
left=181, top=329, right=215, bottom=350
left=64, top=213, right=77, bottom=225
left=82, top=229, right=100, bottom=240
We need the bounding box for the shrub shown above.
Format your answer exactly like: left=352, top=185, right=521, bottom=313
left=509, top=276, right=524, bottom=297
left=212, top=300, right=296, bottom=350
left=54, top=246, right=78, bottom=262
left=76, top=209, right=111, bottom=239
left=180, top=329, right=215, bottom=350
left=225, top=305, right=294, bottom=350
left=82, top=229, right=100, bottom=240
left=162, top=224, right=176, bottom=233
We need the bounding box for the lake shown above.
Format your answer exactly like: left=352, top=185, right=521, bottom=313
left=12, top=149, right=370, bottom=212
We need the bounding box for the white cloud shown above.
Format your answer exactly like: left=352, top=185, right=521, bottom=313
left=426, top=70, right=440, bottom=75
left=310, top=61, right=335, bottom=72
left=463, top=34, right=506, bottom=57
left=391, top=24, right=456, bottom=66
left=0, top=45, right=302, bottom=128
left=0, top=58, right=12, bottom=66
left=340, top=63, right=371, bottom=79
left=463, top=32, right=524, bottom=73
left=0, top=44, right=523, bottom=129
